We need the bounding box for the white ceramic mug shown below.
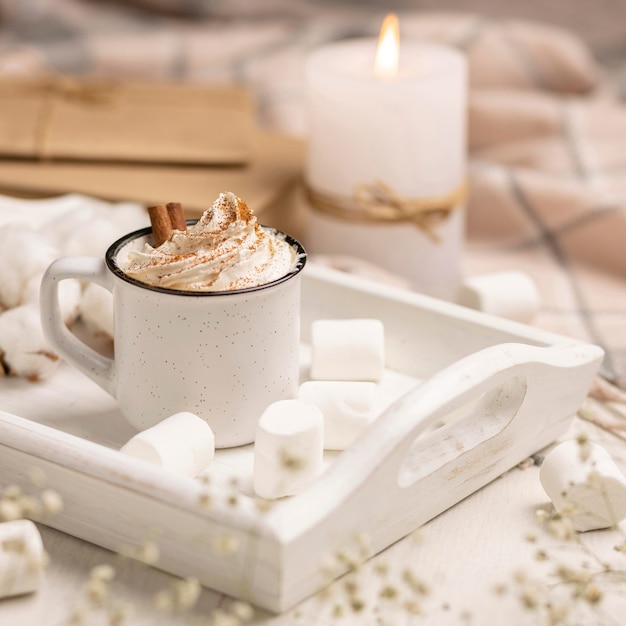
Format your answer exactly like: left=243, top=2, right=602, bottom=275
left=40, top=225, right=306, bottom=448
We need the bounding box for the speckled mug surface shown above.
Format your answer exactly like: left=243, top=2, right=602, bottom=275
left=40, top=225, right=306, bottom=448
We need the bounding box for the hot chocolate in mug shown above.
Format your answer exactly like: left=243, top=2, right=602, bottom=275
left=40, top=225, right=306, bottom=448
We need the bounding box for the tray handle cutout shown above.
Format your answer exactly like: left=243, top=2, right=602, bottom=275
left=397, top=374, right=528, bottom=489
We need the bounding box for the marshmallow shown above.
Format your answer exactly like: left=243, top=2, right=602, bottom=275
left=540, top=440, right=626, bottom=532
left=457, top=271, right=541, bottom=323
left=0, top=519, right=45, bottom=598
left=120, top=412, right=215, bottom=477
left=310, top=319, right=385, bottom=381
left=253, top=399, right=324, bottom=499
left=298, top=380, right=380, bottom=450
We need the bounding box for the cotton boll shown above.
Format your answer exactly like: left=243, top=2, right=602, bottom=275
left=79, top=282, right=113, bottom=340
left=21, top=275, right=40, bottom=308
left=0, top=225, right=59, bottom=309
left=0, top=305, right=60, bottom=381
left=46, top=202, right=148, bottom=258
left=60, top=217, right=124, bottom=258
left=105, top=202, right=149, bottom=235
left=22, top=274, right=82, bottom=326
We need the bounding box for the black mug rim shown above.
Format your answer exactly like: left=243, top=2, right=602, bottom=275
left=105, top=221, right=307, bottom=296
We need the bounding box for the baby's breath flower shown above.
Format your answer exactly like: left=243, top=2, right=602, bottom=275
left=547, top=518, right=576, bottom=541
left=40, top=489, right=63, bottom=515
left=402, top=569, right=429, bottom=596
left=278, top=447, right=306, bottom=472
left=2, top=537, right=26, bottom=553
left=316, top=584, right=334, bottom=602
left=519, top=587, right=541, bottom=610
left=212, top=533, right=239, bottom=555
left=355, top=532, right=370, bottom=556
left=374, top=561, right=389, bottom=577
left=547, top=603, right=569, bottom=626
left=136, top=539, right=160, bottom=564
left=349, top=596, right=365, bottom=612
left=614, top=540, right=626, bottom=553
left=555, top=566, right=591, bottom=585
left=25, top=553, right=44, bottom=576
left=320, top=554, right=339, bottom=577
left=254, top=496, right=273, bottom=513
left=85, top=577, right=110, bottom=607
left=409, top=527, right=423, bottom=544
left=198, top=492, right=212, bottom=510
left=227, top=494, right=239, bottom=507
left=3, top=485, right=22, bottom=500
left=18, top=495, right=42, bottom=518
left=586, top=470, right=604, bottom=488
left=335, top=548, right=361, bottom=572
left=582, top=584, right=603, bottom=605
left=404, top=599, right=422, bottom=615
left=208, top=608, right=240, bottom=626
left=68, top=608, right=86, bottom=626
left=154, top=589, right=174, bottom=613
left=32, top=550, right=50, bottom=572
left=492, top=583, right=508, bottom=596
left=107, top=601, right=134, bottom=626
left=27, top=467, right=46, bottom=487
left=576, top=434, right=591, bottom=462
left=229, top=600, right=254, bottom=622
left=90, top=564, right=116, bottom=582
left=172, top=577, right=201, bottom=611
left=0, top=499, right=21, bottom=521
left=378, top=584, right=398, bottom=599
left=559, top=501, right=577, bottom=517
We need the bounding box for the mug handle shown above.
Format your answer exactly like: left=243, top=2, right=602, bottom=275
left=40, top=257, right=115, bottom=396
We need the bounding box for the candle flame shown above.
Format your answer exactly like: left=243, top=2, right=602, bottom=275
left=374, top=13, right=399, bottom=77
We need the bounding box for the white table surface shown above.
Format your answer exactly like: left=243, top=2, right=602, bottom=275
left=2, top=414, right=625, bottom=626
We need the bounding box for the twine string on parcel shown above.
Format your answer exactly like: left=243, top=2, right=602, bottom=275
left=9, top=76, right=119, bottom=160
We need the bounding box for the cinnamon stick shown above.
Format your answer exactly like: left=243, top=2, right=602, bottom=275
left=147, top=204, right=172, bottom=246
left=166, top=202, right=187, bottom=232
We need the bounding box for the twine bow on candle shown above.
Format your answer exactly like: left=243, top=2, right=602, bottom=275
left=305, top=179, right=467, bottom=243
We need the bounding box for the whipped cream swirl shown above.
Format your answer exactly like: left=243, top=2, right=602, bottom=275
left=122, top=192, right=299, bottom=291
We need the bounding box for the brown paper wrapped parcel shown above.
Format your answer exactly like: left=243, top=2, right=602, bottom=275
left=0, top=76, right=253, bottom=164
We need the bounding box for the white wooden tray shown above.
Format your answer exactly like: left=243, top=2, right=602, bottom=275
left=0, top=263, right=603, bottom=612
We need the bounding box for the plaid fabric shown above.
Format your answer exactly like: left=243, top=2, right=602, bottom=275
left=0, top=1, right=624, bottom=388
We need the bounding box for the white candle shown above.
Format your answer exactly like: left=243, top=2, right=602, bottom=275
left=304, top=18, right=467, bottom=299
